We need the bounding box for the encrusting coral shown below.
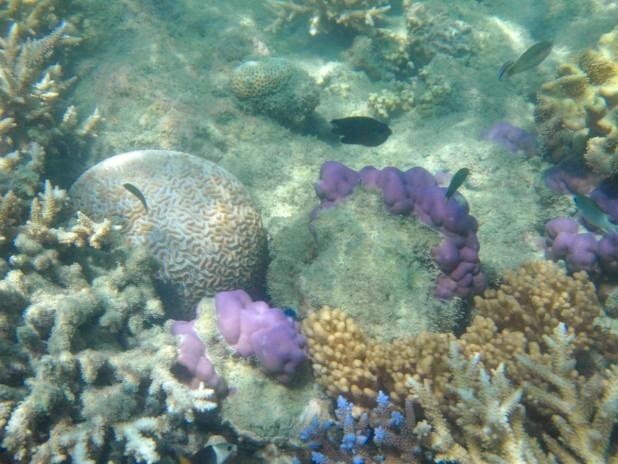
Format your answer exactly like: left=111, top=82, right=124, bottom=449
left=266, top=0, right=391, bottom=36
left=535, top=26, right=618, bottom=178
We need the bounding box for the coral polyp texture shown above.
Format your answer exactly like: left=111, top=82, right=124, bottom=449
left=266, top=0, right=391, bottom=36
left=535, top=26, right=618, bottom=178
left=230, top=58, right=319, bottom=126
left=69, top=150, right=267, bottom=317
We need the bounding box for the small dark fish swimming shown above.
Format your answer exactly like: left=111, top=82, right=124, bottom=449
left=282, top=307, right=298, bottom=320
left=573, top=195, right=618, bottom=233
left=445, top=168, right=470, bottom=203
left=331, top=116, right=392, bottom=147
left=498, top=40, right=553, bottom=81
left=123, top=183, right=149, bottom=213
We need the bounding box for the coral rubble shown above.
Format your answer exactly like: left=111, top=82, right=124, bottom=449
left=535, top=26, right=618, bottom=179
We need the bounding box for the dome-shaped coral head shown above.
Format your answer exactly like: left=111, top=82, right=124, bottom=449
left=70, top=150, right=267, bottom=318
left=215, top=289, right=307, bottom=383
left=230, top=57, right=319, bottom=127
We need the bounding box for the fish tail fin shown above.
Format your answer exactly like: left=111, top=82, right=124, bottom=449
left=498, top=61, right=513, bottom=81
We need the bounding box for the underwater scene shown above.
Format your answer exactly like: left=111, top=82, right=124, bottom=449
left=2, top=0, right=618, bottom=463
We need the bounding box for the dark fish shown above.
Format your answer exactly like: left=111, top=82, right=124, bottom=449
left=282, top=307, right=298, bottom=320
left=123, top=183, right=149, bottom=213
left=573, top=195, right=618, bottom=233
left=498, top=40, right=553, bottom=81
left=331, top=116, right=392, bottom=147
left=445, top=168, right=470, bottom=202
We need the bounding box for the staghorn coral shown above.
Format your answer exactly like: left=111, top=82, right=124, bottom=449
left=266, top=0, right=391, bottom=36
left=230, top=58, right=319, bottom=126
left=517, top=324, right=618, bottom=463
left=0, top=184, right=218, bottom=463
left=408, top=343, right=550, bottom=464
left=0, top=1, right=100, bottom=208
left=535, top=26, right=618, bottom=178
left=69, top=150, right=268, bottom=318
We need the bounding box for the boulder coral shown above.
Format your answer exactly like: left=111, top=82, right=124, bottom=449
left=230, top=58, right=319, bottom=126
left=70, top=150, right=268, bottom=318
left=535, top=26, right=618, bottom=178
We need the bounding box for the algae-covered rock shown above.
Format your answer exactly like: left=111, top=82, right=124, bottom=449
left=230, top=58, right=319, bottom=127
left=267, top=188, right=464, bottom=342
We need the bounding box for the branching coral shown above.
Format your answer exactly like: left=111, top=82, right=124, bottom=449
left=303, top=260, right=618, bottom=461
left=535, top=26, right=618, bottom=178
left=0, top=1, right=100, bottom=211
left=266, top=0, right=391, bottom=36
left=0, top=184, right=218, bottom=462
left=517, top=325, right=618, bottom=463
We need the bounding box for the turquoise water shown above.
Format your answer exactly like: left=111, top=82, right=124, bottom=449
left=1, top=1, right=618, bottom=462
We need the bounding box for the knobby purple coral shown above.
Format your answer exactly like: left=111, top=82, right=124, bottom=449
left=312, top=161, right=486, bottom=299
left=483, top=121, right=538, bottom=156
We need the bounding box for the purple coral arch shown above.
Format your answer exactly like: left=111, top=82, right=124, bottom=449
left=215, top=289, right=307, bottom=383
left=312, top=161, right=486, bottom=300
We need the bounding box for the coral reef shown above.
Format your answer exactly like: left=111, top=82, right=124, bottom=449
left=230, top=58, right=319, bottom=126
left=535, top=26, right=618, bottom=179
left=301, top=323, right=618, bottom=463
left=266, top=0, right=391, bottom=36
left=69, top=150, right=268, bottom=318
left=177, top=297, right=323, bottom=447
left=302, top=261, right=618, bottom=411
left=0, top=185, right=218, bottom=463
left=345, top=1, right=472, bottom=82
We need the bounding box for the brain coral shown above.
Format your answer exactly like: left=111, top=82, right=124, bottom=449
left=70, top=150, right=267, bottom=317
left=230, top=58, right=319, bottom=126
left=535, top=27, right=618, bottom=177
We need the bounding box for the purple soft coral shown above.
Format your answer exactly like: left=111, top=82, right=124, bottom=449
left=215, top=290, right=307, bottom=383
left=170, top=319, right=227, bottom=395
left=483, top=121, right=538, bottom=156
left=313, top=162, right=485, bottom=299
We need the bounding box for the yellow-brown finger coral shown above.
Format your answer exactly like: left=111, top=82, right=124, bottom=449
left=302, top=307, right=380, bottom=405
left=535, top=27, right=618, bottom=177
left=473, top=260, right=617, bottom=357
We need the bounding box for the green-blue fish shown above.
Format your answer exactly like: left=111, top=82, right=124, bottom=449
left=573, top=195, right=618, bottom=233
left=498, top=41, right=553, bottom=81
left=445, top=168, right=470, bottom=203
